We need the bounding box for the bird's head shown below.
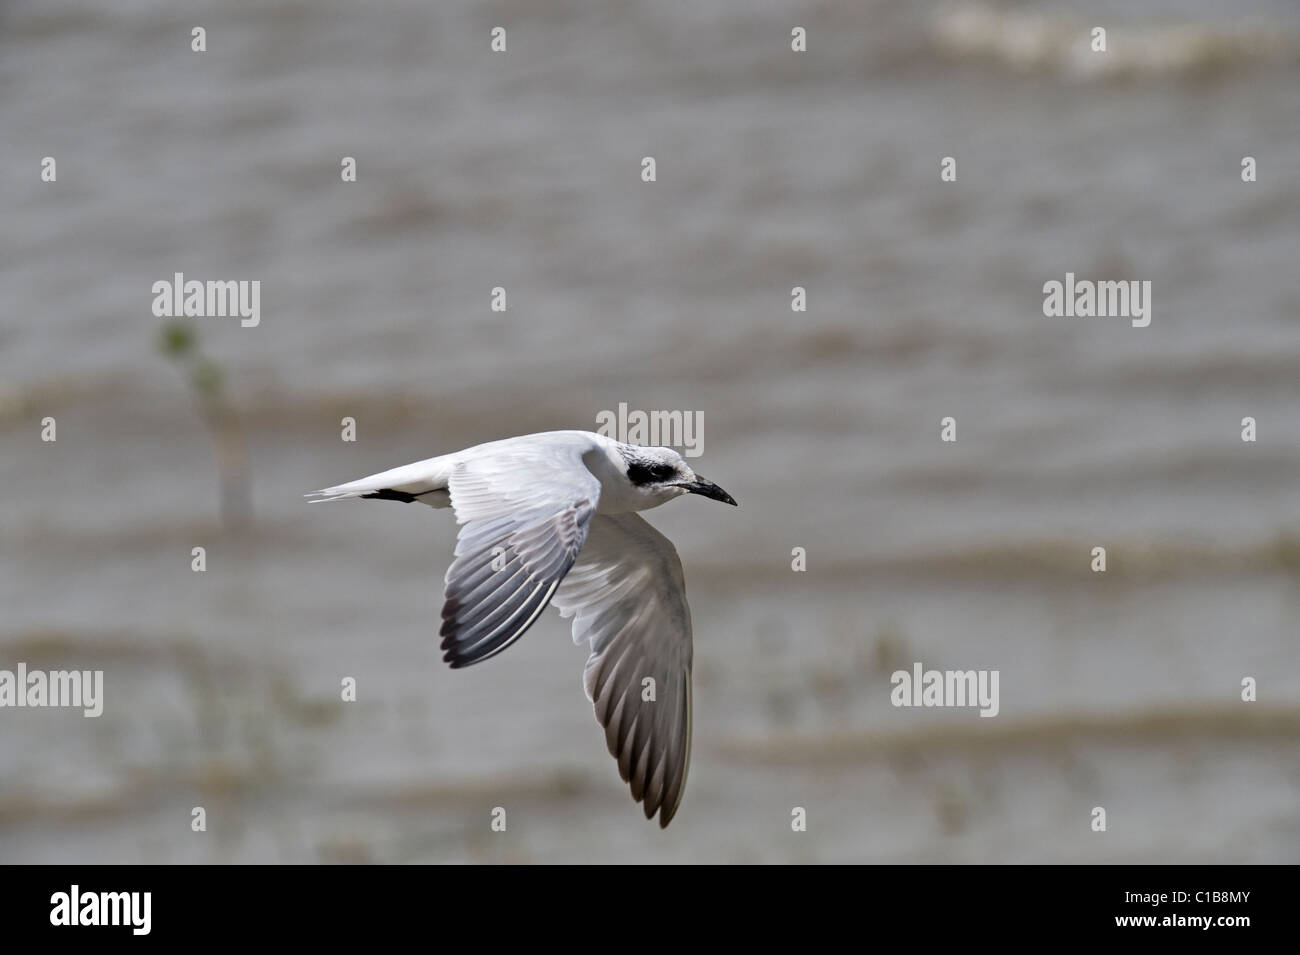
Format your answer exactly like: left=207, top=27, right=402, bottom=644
left=621, top=446, right=738, bottom=508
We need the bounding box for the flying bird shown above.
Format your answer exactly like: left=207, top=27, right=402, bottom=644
left=308, top=430, right=737, bottom=827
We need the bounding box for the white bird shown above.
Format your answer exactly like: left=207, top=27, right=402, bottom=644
left=308, top=430, right=737, bottom=827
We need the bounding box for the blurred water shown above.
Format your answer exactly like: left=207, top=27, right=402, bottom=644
left=1, top=0, right=1299, bottom=862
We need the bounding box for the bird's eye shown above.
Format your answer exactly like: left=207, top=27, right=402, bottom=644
left=628, top=461, right=679, bottom=486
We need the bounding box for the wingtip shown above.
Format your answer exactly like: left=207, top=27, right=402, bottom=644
left=651, top=791, right=681, bottom=828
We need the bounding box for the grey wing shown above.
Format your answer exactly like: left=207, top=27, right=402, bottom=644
left=440, top=442, right=600, bottom=668
left=552, top=512, right=694, bottom=827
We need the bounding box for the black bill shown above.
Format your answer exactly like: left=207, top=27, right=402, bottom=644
left=680, top=477, right=738, bottom=506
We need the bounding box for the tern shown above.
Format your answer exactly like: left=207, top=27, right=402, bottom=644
left=308, top=430, right=737, bottom=827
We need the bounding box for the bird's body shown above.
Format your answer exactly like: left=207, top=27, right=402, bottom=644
left=309, top=430, right=736, bottom=826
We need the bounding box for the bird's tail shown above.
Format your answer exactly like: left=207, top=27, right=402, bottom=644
left=304, top=483, right=371, bottom=503
left=306, top=454, right=454, bottom=505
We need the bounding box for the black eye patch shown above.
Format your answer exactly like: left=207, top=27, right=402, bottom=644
left=628, top=461, right=678, bottom=486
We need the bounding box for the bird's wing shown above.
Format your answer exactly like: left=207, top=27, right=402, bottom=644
left=552, top=512, right=694, bottom=827
left=440, top=440, right=600, bottom=668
